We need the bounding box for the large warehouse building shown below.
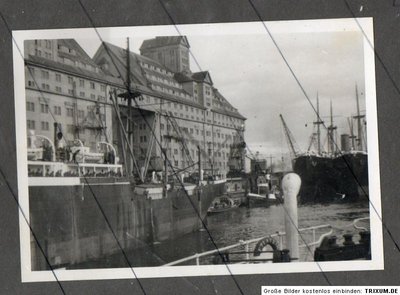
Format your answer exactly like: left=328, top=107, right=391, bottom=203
left=24, top=36, right=246, bottom=179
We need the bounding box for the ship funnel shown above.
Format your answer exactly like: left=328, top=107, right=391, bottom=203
left=341, top=134, right=351, bottom=152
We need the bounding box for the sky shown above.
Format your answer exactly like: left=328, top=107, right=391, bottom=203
left=76, top=21, right=367, bottom=166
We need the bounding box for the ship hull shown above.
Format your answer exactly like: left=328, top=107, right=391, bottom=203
left=293, top=153, right=369, bottom=203
left=333, top=152, right=369, bottom=202
left=29, top=178, right=223, bottom=270
left=293, top=155, right=340, bottom=203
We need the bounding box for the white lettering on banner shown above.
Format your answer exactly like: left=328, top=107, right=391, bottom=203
left=262, top=287, right=400, bottom=295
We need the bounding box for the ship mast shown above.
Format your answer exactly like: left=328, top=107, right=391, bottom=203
left=313, top=93, right=324, bottom=155
left=112, top=38, right=143, bottom=181
left=126, top=37, right=133, bottom=176
left=347, top=117, right=356, bottom=150
left=354, top=84, right=365, bottom=151
left=327, top=100, right=337, bottom=156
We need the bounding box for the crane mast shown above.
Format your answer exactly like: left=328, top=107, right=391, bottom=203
left=279, top=114, right=301, bottom=160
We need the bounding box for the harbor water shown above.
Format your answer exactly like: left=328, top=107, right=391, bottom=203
left=71, top=200, right=369, bottom=269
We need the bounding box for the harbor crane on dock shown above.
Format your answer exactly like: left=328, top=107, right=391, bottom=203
left=279, top=114, right=301, bottom=161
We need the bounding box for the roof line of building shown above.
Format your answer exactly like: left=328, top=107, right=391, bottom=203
left=27, top=57, right=247, bottom=119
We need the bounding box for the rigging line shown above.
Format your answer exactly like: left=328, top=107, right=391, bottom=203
left=0, top=11, right=69, bottom=293
left=245, top=0, right=400, bottom=258
left=162, top=109, right=220, bottom=172
left=113, top=52, right=218, bottom=176
left=0, top=168, right=66, bottom=294
left=73, top=7, right=245, bottom=291
left=341, top=0, right=400, bottom=254
left=132, top=98, right=198, bottom=173
left=163, top=113, right=195, bottom=167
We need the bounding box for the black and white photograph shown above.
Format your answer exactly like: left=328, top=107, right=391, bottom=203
left=13, top=18, right=382, bottom=282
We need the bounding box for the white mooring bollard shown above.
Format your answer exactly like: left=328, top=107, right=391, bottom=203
left=282, top=172, right=301, bottom=260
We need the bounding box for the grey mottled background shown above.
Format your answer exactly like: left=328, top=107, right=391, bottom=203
left=0, top=0, right=399, bottom=294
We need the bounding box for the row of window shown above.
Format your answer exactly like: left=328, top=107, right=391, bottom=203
left=35, top=42, right=97, bottom=73
left=31, top=40, right=98, bottom=72
left=139, top=135, right=147, bottom=143
left=27, top=80, right=106, bottom=101
left=34, top=49, right=52, bottom=59
left=148, top=97, right=242, bottom=125
left=28, top=68, right=240, bottom=126
left=27, top=119, right=100, bottom=137
left=150, top=83, right=193, bottom=101
left=27, top=102, right=105, bottom=121
left=31, top=67, right=107, bottom=92
left=145, top=72, right=182, bottom=89
left=140, top=61, right=174, bottom=77
left=26, top=120, right=49, bottom=131
left=34, top=40, right=52, bottom=49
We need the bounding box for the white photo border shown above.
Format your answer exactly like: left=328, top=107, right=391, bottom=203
left=13, top=17, right=383, bottom=282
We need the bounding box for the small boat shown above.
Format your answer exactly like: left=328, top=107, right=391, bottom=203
left=225, top=176, right=248, bottom=206
left=208, top=196, right=240, bottom=214
left=247, top=183, right=281, bottom=207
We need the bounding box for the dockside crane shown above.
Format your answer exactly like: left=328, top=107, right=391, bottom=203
left=279, top=114, right=301, bottom=161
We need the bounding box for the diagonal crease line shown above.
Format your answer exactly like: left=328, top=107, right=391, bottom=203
left=245, top=0, right=369, bottom=204
left=247, top=0, right=399, bottom=262
left=0, top=11, right=67, bottom=295
left=76, top=0, right=247, bottom=292
left=1, top=6, right=147, bottom=295
left=155, top=0, right=249, bottom=293
left=0, top=0, right=388, bottom=292
left=107, top=46, right=244, bottom=287
left=75, top=1, right=245, bottom=293
left=156, top=0, right=335, bottom=287
left=0, top=168, right=66, bottom=294
left=244, top=0, right=368, bottom=285
left=342, top=0, right=400, bottom=254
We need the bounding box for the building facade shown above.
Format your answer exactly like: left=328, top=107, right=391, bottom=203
left=24, top=39, right=114, bottom=152
left=25, top=37, right=246, bottom=178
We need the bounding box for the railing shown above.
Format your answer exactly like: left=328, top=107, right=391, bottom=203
left=28, top=160, right=123, bottom=178
left=353, top=217, right=370, bottom=231
left=163, top=224, right=333, bottom=266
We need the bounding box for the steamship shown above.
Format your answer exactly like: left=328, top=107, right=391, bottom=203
left=284, top=87, right=368, bottom=203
